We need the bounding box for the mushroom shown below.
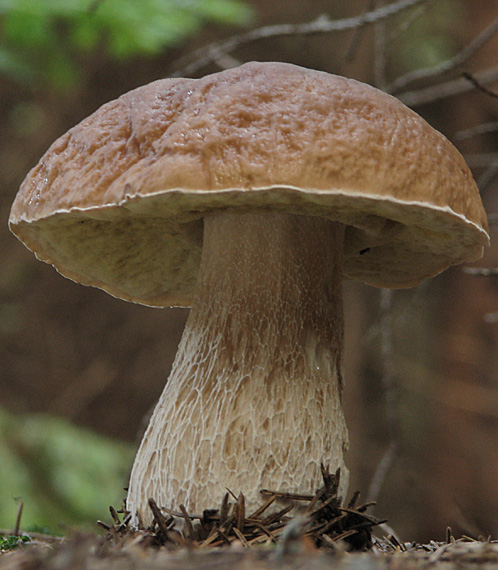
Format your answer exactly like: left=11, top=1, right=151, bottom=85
left=9, top=62, right=489, bottom=525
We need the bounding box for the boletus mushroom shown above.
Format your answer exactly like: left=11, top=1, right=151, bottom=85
left=9, top=62, right=489, bottom=525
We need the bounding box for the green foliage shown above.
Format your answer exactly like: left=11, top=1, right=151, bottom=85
left=0, top=0, right=253, bottom=89
left=0, top=408, right=134, bottom=533
left=0, top=534, right=31, bottom=551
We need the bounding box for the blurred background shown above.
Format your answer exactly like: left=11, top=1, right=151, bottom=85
left=1, top=0, right=498, bottom=541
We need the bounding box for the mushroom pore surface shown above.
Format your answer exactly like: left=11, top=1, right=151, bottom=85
left=126, top=210, right=348, bottom=523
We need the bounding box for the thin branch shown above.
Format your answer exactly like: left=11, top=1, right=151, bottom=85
left=464, top=153, right=498, bottom=169
left=368, top=440, right=398, bottom=503
left=344, top=0, right=376, bottom=63
left=484, top=311, right=498, bottom=323
left=463, top=267, right=498, bottom=276
left=362, top=281, right=431, bottom=349
left=385, top=0, right=435, bottom=44
left=477, top=156, right=498, bottom=191
left=368, top=289, right=402, bottom=504
left=456, top=122, right=498, bottom=141
left=398, top=65, right=498, bottom=106
left=171, top=0, right=433, bottom=77
left=379, top=289, right=401, bottom=438
left=487, top=213, right=498, bottom=225
left=374, top=0, right=389, bottom=90
left=387, top=15, right=498, bottom=93
left=469, top=150, right=498, bottom=174
left=462, top=71, right=498, bottom=99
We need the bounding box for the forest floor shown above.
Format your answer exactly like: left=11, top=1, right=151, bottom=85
left=2, top=469, right=497, bottom=569
left=2, top=531, right=498, bottom=570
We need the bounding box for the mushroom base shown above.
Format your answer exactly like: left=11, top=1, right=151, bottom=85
left=127, top=211, right=349, bottom=525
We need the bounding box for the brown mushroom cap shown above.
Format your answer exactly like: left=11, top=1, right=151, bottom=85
left=9, top=61, right=489, bottom=307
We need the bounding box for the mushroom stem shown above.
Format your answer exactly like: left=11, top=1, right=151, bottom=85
left=127, top=210, right=349, bottom=524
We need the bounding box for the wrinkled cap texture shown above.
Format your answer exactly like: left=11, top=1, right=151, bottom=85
left=10, top=61, right=489, bottom=307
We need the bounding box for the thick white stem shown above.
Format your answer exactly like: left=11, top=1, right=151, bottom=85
left=127, top=211, right=349, bottom=524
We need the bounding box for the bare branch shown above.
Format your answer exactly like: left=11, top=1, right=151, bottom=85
left=456, top=122, right=498, bottom=141
left=487, top=213, right=498, bottom=225
left=484, top=311, right=498, bottom=323
left=463, top=267, right=498, bottom=276
left=386, top=0, right=434, bottom=43
left=172, top=0, right=433, bottom=77
left=367, top=289, right=402, bottom=503
left=462, top=71, right=498, bottom=99
left=345, top=0, right=376, bottom=63
left=398, top=65, right=498, bottom=106
left=465, top=153, right=498, bottom=168
left=374, top=0, right=389, bottom=89
left=477, top=156, right=498, bottom=192
left=387, top=15, right=498, bottom=93
left=368, top=440, right=398, bottom=503
left=379, top=290, right=401, bottom=437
